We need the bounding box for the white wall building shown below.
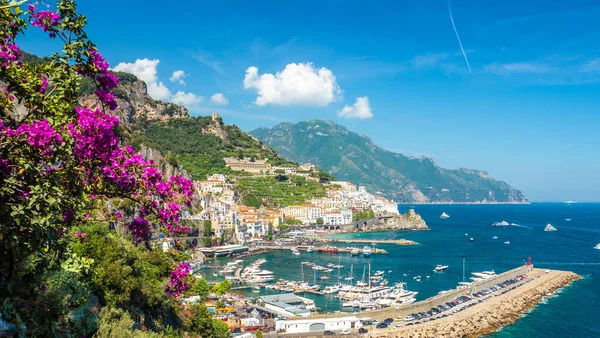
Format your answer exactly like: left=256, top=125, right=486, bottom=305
left=275, top=316, right=359, bottom=334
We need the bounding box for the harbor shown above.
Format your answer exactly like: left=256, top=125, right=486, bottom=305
left=269, top=267, right=581, bottom=337
left=192, top=204, right=596, bottom=337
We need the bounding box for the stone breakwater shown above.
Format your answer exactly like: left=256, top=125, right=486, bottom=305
left=372, top=270, right=582, bottom=338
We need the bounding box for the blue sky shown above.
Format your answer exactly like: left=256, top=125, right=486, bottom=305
left=21, top=0, right=600, bottom=201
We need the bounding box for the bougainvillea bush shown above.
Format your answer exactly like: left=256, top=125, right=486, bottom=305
left=0, top=1, right=194, bottom=335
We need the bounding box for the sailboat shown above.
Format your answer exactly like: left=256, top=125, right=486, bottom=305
left=457, top=258, right=472, bottom=288
left=594, top=243, right=600, bottom=250
left=544, top=223, right=557, bottom=232
left=440, top=212, right=450, bottom=219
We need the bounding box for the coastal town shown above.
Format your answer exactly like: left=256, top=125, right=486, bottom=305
left=185, top=154, right=402, bottom=244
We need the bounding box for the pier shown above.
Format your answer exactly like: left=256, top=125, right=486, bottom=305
left=253, top=246, right=389, bottom=255
left=325, top=238, right=418, bottom=246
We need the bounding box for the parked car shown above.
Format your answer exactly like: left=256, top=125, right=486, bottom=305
left=358, top=328, right=369, bottom=334
left=324, top=330, right=336, bottom=336
left=376, top=323, right=388, bottom=329
left=340, top=329, right=351, bottom=335
left=384, top=317, right=394, bottom=324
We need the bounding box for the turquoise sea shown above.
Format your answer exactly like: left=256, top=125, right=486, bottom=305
left=211, top=203, right=600, bottom=337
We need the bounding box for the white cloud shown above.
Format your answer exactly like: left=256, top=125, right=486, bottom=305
left=211, top=93, right=229, bottom=105
left=243, top=63, right=341, bottom=106
left=171, top=91, right=204, bottom=106
left=113, top=58, right=171, bottom=100
left=169, top=70, right=187, bottom=85
left=338, top=96, right=373, bottom=119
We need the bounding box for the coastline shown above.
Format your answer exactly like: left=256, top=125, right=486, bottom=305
left=399, top=202, right=531, bottom=205
left=371, top=269, right=581, bottom=338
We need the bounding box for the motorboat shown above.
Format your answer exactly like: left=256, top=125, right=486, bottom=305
left=544, top=223, right=557, bottom=232
left=433, top=264, right=448, bottom=272
left=306, top=245, right=314, bottom=252
left=470, top=237, right=474, bottom=241
left=493, top=236, right=498, bottom=239
left=504, top=241, right=510, bottom=245
left=374, top=270, right=385, bottom=276
left=351, top=248, right=360, bottom=256
left=565, top=218, right=572, bottom=222
left=292, top=248, right=300, bottom=255
left=440, top=212, right=450, bottom=219
left=492, top=220, right=511, bottom=227
left=362, top=246, right=372, bottom=257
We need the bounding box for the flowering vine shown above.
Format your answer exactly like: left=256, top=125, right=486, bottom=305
left=0, top=0, right=194, bottom=293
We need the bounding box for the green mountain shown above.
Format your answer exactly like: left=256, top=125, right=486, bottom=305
left=250, top=120, right=528, bottom=204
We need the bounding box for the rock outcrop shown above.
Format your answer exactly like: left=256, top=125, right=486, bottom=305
left=200, top=112, right=228, bottom=141
left=378, top=209, right=429, bottom=230
left=79, top=76, right=188, bottom=127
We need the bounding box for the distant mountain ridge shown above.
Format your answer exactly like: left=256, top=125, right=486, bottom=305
left=250, top=120, right=528, bottom=204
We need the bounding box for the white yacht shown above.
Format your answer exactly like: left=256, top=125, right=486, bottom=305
left=493, top=236, right=498, bottom=239
left=351, top=248, right=360, bottom=256
left=306, top=245, right=314, bottom=253
left=362, top=246, right=372, bottom=257
left=433, top=264, right=449, bottom=272
left=504, top=241, right=510, bottom=245
left=595, top=243, right=600, bottom=250
left=471, top=271, right=496, bottom=279
left=492, top=220, right=511, bottom=227
left=544, top=223, right=557, bottom=232
left=292, top=248, right=300, bottom=255
left=440, top=212, right=450, bottom=219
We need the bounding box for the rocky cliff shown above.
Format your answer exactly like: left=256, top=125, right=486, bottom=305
left=76, top=72, right=192, bottom=179
left=79, top=72, right=188, bottom=127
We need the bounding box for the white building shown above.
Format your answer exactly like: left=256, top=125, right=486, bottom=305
left=323, top=209, right=352, bottom=225
left=275, top=316, right=359, bottom=333
left=260, top=294, right=315, bottom=318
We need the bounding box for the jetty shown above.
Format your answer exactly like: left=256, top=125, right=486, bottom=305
left=280, top=266, right=581, bottom=337
left=254, top=245, right=389, bottom=255
left=325, top=238, right=418, bottom=246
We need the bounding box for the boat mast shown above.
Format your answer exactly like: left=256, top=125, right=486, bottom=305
left=337, top=256, right=341, bottom=284
left=314, top=262, right=316, bottom=285
left=301, top=262, right=305, bottom=283
left=462, top=258, right=465, bottom=283
left=368, top=263, right=371, bottom=289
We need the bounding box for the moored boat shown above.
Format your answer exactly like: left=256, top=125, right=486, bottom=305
left=362, top=246, right=372, bottom=257
left=318, top=246, right=339, bottom=253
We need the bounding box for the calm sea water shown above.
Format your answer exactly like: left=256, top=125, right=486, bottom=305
left=211, top=203, right=600, bottom=337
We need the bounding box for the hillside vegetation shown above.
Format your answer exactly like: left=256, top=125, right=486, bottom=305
left=130, top=116, right=295, bottom=180
left=238, top=176, right=327, bottom=207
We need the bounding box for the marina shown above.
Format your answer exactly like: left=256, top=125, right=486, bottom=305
left=194, top=204, right=597, bottom=337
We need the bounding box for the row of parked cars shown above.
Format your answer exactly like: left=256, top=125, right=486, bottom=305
left=403, top=274, right=528, bottom=325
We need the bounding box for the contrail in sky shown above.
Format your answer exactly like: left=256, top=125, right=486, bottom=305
left=447, top=0, right=472, bottom=73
